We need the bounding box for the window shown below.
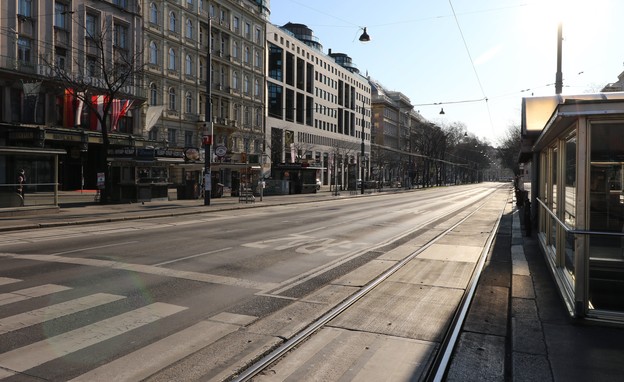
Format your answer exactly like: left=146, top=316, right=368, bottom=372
left=17, top=37, right=31, bottom=63
left=86, top=56, right=97, bottom=76
left=254, top=51, right=260, bottom=68
left=233, top=17, right=240, bottom=33
left=168, top=128, right=177, bottom=145
left=169, top=87, right=176, bottom=110
left=255, top=28, right=261, bottom=44
left=185, top=54, right=192, bottom=75
left=149, top=41, right=158, bottom=65
left=114, top=24, right=128, bottom=49
left=244, top=47, right=250, bottom=64
left=185, top=92, right=192, bottom=113
left=55, top=47, right=67, bottom=70
left=54, top=2, right=68, bottom=29
left=232, top=71, right=239, bottom=91
left=168, top=48, right=176, bottom=70
left=254, top=79, right=260, bottom=97
left=244, top=75, right=249, bottom=94
left=18, top=0, right=32, bottom=17
left=232, top=41, right=239, bottom=59
left=150, top=83, right=158, bottom=105
left=169, top=12, right=176, bottom=32
left=186, top=19, right=193, bottom=39
left=149, top=3, right=158, bottom=24
left=86, top=14, right=97, bottom=38
left=113, top=0, right=128, bottom=8
left=244, top=23, right=251, bottom=39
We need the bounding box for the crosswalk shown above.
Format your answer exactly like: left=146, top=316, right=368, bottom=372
left=0, top=278, right=257, bottom=381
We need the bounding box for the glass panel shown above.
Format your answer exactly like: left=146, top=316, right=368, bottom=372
left=564, top=136, right=576, bottom=280
left=589, top=123, right=624, bottom=311
left=550, top=147, right=558, bottom=249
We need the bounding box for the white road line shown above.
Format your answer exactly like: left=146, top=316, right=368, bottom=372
left=51, top=241, right=140, bottom=256
left=0, top=277, right=20, bottom=286
left=0, top=253, right=278, bottom=291
left=153, top=247, right=232, bottom=266
left=69, top=320, right=238, bottom=382
left=0, top=302, right=187, bottom=373
left=0, top=293, right=125, bottom=335
left=0, top=284, right=71, bottom=306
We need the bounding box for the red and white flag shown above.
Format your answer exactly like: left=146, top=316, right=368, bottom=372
left=90, top=95, right=105, bottom=131
left=111, top=99, right=133, bottom=131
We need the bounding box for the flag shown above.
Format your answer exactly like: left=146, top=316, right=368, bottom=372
left=90, top=95, right=105, bottom=131
left=74, top=92, right=84, bottom=127
left=145, top=105, right=164, bottom=132
left=111, top=99, right=133, bottom=131
left=63, top=89, right=75, bottom=128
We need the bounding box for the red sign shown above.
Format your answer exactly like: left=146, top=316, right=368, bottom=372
left=202, top=135, right=212, bottom=145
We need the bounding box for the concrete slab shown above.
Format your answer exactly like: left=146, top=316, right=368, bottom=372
left=418, top=243, right=482, bottom=263
left=329, top=282, right=463, bottom=342
left=512, top=274, right=535, bottom=299
left=332, top=259, right=396, bottom=288
left=255, top=327, right=436, bottom=382
left=389, top=258, right=476, bottom=289
left=463, top=285, right=509, bottom=336
left=300, top=283, right=359, bottom=305
left=512, top=352, right=552, bottom=382
left=436, top=231, right=490, bottom=247
left=446, top=332, right=506, bottom=382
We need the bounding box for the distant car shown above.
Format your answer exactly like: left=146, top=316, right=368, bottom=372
left=315, top=179, right=321, bottom=191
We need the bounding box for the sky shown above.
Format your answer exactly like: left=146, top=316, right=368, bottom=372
left=269, top=0, right=624, bottom=146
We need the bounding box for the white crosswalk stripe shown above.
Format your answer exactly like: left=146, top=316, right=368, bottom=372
left=0, top=284, right=72, bottom=306
left=0, top=293, right=125, bottom=335
left=0, top=302, right=187, bottom=373
left=0, top=277, right=20, bottom=286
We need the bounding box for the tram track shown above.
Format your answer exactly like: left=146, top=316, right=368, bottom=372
left=230, top=188, right=509, bottom=382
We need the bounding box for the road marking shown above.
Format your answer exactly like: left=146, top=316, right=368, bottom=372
left=153, top=247, right=232, bottom=266
left=0, top=254, right=278, bottom=291
left=69, top=319, right=238, bottom=382
left=0, top=284, right=71, bottom=306
left=51, top=241, right=139, bottom=256
left=0, top=277, right=20, bottom=286
left=0, top=293, right=125, bottom=335
left=0, top=302, right=187, bottom=373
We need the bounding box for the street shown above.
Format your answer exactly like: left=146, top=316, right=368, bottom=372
left=0, top=183, right=506, bottom=381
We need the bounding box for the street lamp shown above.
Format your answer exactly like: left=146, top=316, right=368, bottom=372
left=203, top=16, right=213, bottom=206
left=361, top=101, right=365, bottom=195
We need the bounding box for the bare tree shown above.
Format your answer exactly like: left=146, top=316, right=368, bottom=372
left=41, top=15, right=145, bottom=203
left=497, top=124, right=522, bottom=176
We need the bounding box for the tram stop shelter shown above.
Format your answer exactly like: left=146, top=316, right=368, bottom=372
left=520, top=92, right=624, bottom=324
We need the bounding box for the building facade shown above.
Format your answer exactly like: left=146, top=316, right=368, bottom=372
left=265, top=23, right=371, bottom=191
left=0, top=0, right=144, bottom=193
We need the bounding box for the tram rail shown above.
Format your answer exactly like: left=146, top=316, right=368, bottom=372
left=231, top=190, right=508, bottom=382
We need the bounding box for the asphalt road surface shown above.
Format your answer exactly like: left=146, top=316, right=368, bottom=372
left=0, top=183, right=506, bottom=381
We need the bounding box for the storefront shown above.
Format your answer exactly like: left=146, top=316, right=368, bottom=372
left=520, top=93, right=624, bottom=323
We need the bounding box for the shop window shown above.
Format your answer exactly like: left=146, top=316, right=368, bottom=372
left=564, top=134, right=577, bottom=281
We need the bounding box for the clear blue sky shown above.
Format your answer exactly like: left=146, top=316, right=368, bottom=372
left=269, top=0, right=624, bottom=146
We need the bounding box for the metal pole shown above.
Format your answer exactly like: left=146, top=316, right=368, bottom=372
left=361, top=101, right=365, bottom=195
left=203, top=17, right=212, bottom=206
left=555, top=22, right=563, bottom=95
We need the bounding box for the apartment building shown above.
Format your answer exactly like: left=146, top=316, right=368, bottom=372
left=266, top=22, right=371, bottom=191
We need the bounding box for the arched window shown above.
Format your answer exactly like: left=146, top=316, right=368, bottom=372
left=168, top=48, right=176, bottom=70
left=232, top=71, right=239, bottom=90
left=150, top=83, right=158, bottom=105
left=244, top=47, right=250, bottom=64
left=232, top=41, right=238, bottom=59
left=169, top=11, right=176, bottom=32
left=254, top=50, right=260, bottom=68
left=149, top=41, right=158, bottom=65
left=243, top=75, right=249, bottom=94
left=199, top=59, right=204, bottom=80
left=186, top=19, right=193, bottom=39
left=149, top=3, right=158, bottom=24
left=185, top=54, right=192, bottom=75
left=169, top=87, right=176, bottom=110
left=185, top=91, right=193, bottom=113
left=254, top=79, right=260, bottom=97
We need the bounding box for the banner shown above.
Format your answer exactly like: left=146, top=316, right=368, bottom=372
left=111, top=99, right=133, bottom=131
left=90, top=95, right=106, bottom=131
left=145, top=105, right=164, bottom=132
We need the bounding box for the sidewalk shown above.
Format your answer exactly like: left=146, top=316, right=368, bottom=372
left=449, top=199, right=624, bottom=381
left=0, top=188, right=362, bottom=232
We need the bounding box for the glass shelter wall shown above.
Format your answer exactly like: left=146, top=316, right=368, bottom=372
left=588, top=122, right=624, bottom=312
